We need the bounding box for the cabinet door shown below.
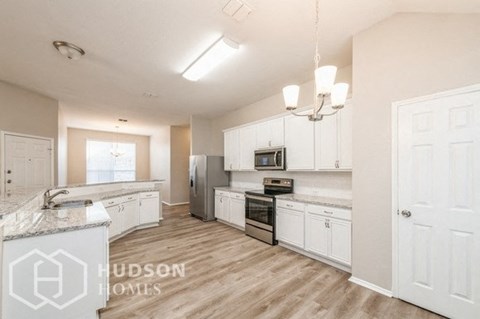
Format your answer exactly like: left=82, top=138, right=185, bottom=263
left=269, top=118, right=285, bottom=147
left=284, top=115, right=315, bottom=170
left=337, top=102, right=352, bottom=169
left=239, top=126, right=256, bottom=170
left=305, top=212, right=329, bottom=257
left=256, top=121, right=271, bottom=149
left=229, top=198, right=245, bottom=228
left=123, top=200, right=139, bottom=231
left=106, top=205, right=122, bottom=238
left=222, top=196, right=231, bottom=222
left=328, top=219, right=351, bottom=265
left=224, top=130, right=240, bottom=171
left=139, top=197, right=159, bottom=224
left=214, top=195, right=223, bottom=219
left=315, top=113, right=338, bottom=170
left=256, top=118, right=285, bottom=149
left=276, top=208, right=304, bottom=248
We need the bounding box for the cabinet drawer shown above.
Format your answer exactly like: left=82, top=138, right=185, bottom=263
left=123, top=194, right=138, bottom=202
left=140, top=192, right=159, bottom=199
left=103, top=197, right=123, bottom=208
left=229, top=192, right=244, bottom=200
left=215, top=190, right=229, bottom=197
left=276, top=200, right=305, bottom=212
left=306, top=204, right=351, bottom=221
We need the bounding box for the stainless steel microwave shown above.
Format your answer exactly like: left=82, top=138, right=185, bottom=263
left=254, top=147, right=285, bottom=170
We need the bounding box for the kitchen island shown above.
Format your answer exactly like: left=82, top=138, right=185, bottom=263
left=0, top=180, right=163, bottom=319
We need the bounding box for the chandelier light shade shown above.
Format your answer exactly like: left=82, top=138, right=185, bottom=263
left=282, top=0, right=349, bottom=121
left=314, top=65, right=337, bottom=96
left=283, top=85, right=300, bottom=110
left=331, top=83, right=349, bottom=108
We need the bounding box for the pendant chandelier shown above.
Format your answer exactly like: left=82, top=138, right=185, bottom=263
left=110, top=126, right=125, bottom=157
left=282, top=0, right=349, bottom=121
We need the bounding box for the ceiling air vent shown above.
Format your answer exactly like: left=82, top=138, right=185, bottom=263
left=223, top=0, right=252, bottom=22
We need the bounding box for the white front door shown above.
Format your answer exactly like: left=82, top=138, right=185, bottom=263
left=4, top=134, right=52, bottom=192
left=397, top=89, right=480, bottom=318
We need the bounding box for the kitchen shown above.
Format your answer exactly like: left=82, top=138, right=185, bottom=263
left=0, top=0, right=479, bottom=318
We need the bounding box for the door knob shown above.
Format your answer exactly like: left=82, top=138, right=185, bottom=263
left=401, top=210, right=412, bottom=218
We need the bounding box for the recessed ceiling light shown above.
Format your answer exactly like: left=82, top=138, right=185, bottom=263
left=53, top=41, right=85, bottom=60
left=182, top=36, right=239, bottom=82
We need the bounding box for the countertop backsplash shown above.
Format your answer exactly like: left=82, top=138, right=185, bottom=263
left=229, top=171, right=352, bottom=199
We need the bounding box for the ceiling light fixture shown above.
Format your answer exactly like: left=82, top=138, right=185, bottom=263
left=182, top=36, right=239, bottom=81
left=282, top=0, right=349, bottom=121
left=110, top=126, right=125, bottom=158
left=52, top=41, right=85, bottom=60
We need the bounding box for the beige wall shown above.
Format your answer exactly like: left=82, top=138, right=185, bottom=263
left=190, top=115, right=213, bottom=155
left=170, top=126, right=190, bottom=204
left=150, top=125, right=190, bottom=204
left=0, top=80, right=59, bottom=183
left=58, top=104, right=68, bottom=185
left=150, top=126, right=171, bottom=202
left=210, top=65, right=352, bottom=155
left=67, top=128, right=150, bottom=184
left=352, top=13, right=480, bottom=290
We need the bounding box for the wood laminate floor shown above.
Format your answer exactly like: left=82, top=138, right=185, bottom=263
left=100, top=204, right=443, bottom=319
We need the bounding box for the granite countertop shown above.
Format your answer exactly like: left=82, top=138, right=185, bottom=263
left=55, top=179, right=164, bottom=189
left=213, top=186, right=257, bottom=194
left=0, top=180, right=163, bottom=216
left=2, top=202, right=111, bottom=241
left=1, top=185, right=161, bottom=241
left=276, top=194, right=352, bottom=209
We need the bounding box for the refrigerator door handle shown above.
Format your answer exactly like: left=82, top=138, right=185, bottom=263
left=193, top=164, right=198, bottom=197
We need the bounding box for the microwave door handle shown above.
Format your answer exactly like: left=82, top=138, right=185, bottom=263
left=274, top=151, right=279, bottom=167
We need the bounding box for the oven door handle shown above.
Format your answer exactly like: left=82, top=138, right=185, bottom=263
left=245, top=194, right=274, bottom=203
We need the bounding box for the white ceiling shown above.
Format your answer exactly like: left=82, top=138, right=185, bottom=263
left=1, top=0, right=479, bottom=134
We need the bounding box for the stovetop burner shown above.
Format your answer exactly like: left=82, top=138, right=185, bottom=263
left=245, top=177, right=294, bottom=198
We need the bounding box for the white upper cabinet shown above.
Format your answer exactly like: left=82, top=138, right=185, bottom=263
left=315, top=100, right=352, bottom=170
left=256, top=118, right=284, bottom=149
left=224, top=129, right=240, bottom=171
left=239, top=125, right=257, bottom=170
left=284, top=115, right=315, bottom=170
left=337, top=102, right=352, bottom=169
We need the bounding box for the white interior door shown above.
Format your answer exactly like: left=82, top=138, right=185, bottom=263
left=397, top=90, right=480, bottom=318
left=4, top=134, right=52, bottom=192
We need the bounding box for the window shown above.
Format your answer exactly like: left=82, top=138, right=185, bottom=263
left=86, top=140, right=136, bottom=184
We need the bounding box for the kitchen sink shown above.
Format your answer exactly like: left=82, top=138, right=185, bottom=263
left=51, top=199, right=93, bottom=210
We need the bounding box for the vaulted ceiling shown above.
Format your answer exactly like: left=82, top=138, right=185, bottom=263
left=0, top=0, right=478, bottom=134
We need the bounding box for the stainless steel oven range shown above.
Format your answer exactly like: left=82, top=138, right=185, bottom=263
left=245, top=178, right=294, bottom=245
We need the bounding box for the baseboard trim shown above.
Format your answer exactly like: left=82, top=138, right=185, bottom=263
left=278, top=242, right=351, bottom=273
left=162, top=201, right=189, bottom=206
left=348, top=276, right=393, bottom=297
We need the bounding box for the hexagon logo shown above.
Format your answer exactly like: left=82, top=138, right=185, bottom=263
left=9, top=249, right=88, bottom=310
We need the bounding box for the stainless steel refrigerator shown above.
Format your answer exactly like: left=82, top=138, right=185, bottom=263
left=189, top=155, right=229, bottom=221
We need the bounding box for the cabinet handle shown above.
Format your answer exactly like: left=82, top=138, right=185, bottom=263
left=323, top=210, right=333, bottom=215
left=286, top=204, right=293, bottom=208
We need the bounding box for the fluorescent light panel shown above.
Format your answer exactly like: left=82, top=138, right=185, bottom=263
left=183, top=37, right=239, bottom=81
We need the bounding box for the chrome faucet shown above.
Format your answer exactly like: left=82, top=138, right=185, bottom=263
left=43, top=189, right=69, bottom=209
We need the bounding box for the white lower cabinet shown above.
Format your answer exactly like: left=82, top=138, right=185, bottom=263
left=122, top=196, right=139, bottom=230
left=104, top=191, right=161, bottom=241
left=276, top=205, right=305, bottom=249
left=215, top=190, right=245, bottom=229
left=305, top=212, right=329, bottom=256
left=139, top=192, right=160, bottom=224
left=305, top=204, right=352, bottom=266
left=229, top=197, right=245, bottom=228
left=277, top=200, right=352, bottom=269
